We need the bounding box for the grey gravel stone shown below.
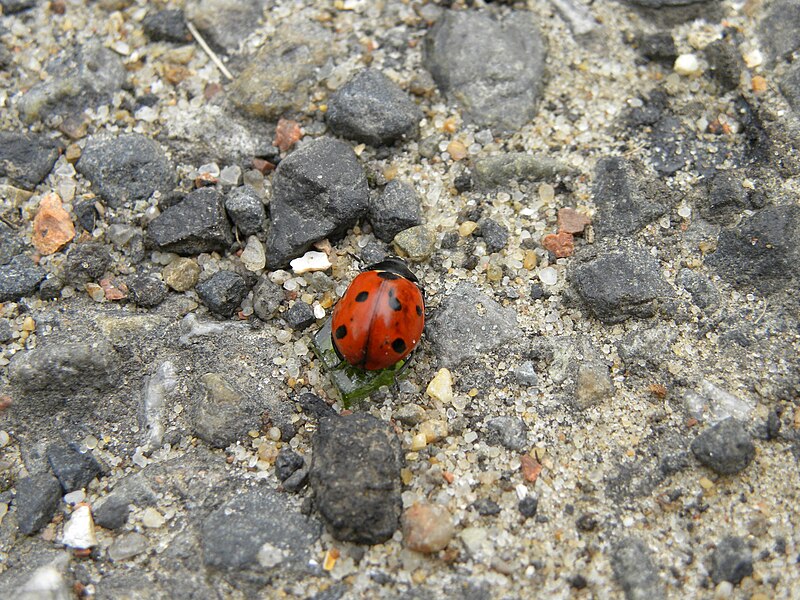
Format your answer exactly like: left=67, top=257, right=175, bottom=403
left=283, top=301, right=315, bottom=330
left=710, top=536, right=753, bottom=584
left=310, top=413, right=403, bottom=544
left=127, top=274, right=168, bottom=308
left=77, top=134, right=174, bottom=208
left=15, top=474, right=62, bottom=535
left=275, top=449, right=305, bottom=482
left=147, top=188, right=234, bottom=255
left=690, top=417, right=755, bottom=475
left=427, top=282, right=519, bottom=367
left=704, top=39, right=744, bottom=92
left=0, top=318, right=12, bottom=343
left=0, top=131, right=60, bottom=190
left=0, top=255, right=46, bottom=302
left=46, top=442, right=103, bottom=492
left=611, top=537, right=666, bottom=600
left=484, top=416, right=528, bottom=452
left=266, top=137, right=369, bottom=268
left=678, top=269, right=720, bottom=310
left=424, top=10, right=546, bottom=133
left=477, top=218, right=509, bottom=253
left=282, top=466, right=309, bottom=493
left=368, top=180, right=422, bottom=243
left=635, top=31, right=677, bottom=64
left=253, top=276, right=284, bottom=321
left=617, top=325, right=678, bottom=376
left=514, top=361, right=539, bottom=387
left=196, top=271, right=248, bottom=318
left=16, top=41, right=125, bottom=124
left=63, top=242, right=111, bottom=284
left=108, top=532, right=149, bottom=562
left=518, top=496, right=538, bottom=519
left=0, top=222, right=24, bottom=266
left=142, top=8, right=190, bottom=43
left=225, top=185, right=265, bottom=236
left=93, top=494, right=131, bottom=530
left=190, top=373, right=259, bottom=448
left=0, top=0, right=35, bottom=14
left=474, top=153, right=567, bottom=187
left=701, top=170, right=749, bottom=225
left=326, top=69, right=421, bottom=146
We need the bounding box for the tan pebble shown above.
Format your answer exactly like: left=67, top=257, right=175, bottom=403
left=21, top=316, right=36, bottom=331
left=447, top=140, right=467, bottom=161
left=402, top=503, right=454, bottom=553
left=163, top=258, right=200, bottom=291
left=458, top=221, right=477, bottom=237
left=523, top=250, right=538, bottom=270
left=32, top=193, right=75, bottom=255
left=410, top=433, right=427, bottom=452
left=426, top=368, right=453, bottom=403
left=418, top=419, right=448, bottom=444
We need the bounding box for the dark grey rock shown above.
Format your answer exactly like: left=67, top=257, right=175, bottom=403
left=147, top=187, right=234, bottom=255
left=710, top=536, right=753, bottom=584
left=225, top=185, right=265, bottom=236
left=196, top=271, right=248, bottom=318
left=472, top=498, right=501, bottom=516
left=94, top=472, right=158, bottom=531
left=63, top=242, right=111, bottom=284
left=15, top=474, right=62, bottom=535
left=275, top=449, right=305, bottom=482
left=77, top=133, right=174, bottom=208
left=611, top=537, right=666, bottom=600
left=142, top=8, right=190, bottom=43
left=0, top=319, right=12, bottom=343
left=326, top=69, right=421, bottom=146
left=427, top=282, right=519, bottom=367
left=368, top=180, right=422, bottom=243
left=46, top=442, right=103, bottom=492
left=310, top=413, right=403, bottom=544
left=474, top=153, right=568, bottom=187
left=780, top=61, right=800, bottom=112
left=253, top=276, right=284, bottom=321
left=424, top=11, right=546, bottom=133
left=704, top=39, right=744, bottom=92
left=635, top=32, right=677, bottom=64
left=592, top=157, right=671, bottom=239
left=283, top=301, right=315, bottom=330
left=73, top=199, right=98, bottom=232
left=282, top=466, right=309, bottom=493
left=701, top=170, right=749, bottom=225
left=678, top=269, right=720, bottom=310
left=0, top=131, right=60, bottom=190
left=0, top=0, right=35, bottom=14
left=477, top=218, right=509, bottom=253
left=266, top=138, right=369, bottom=268
left=690, top=418, right=755, bottom=475
left=649, top=115, right=691, bottom=175
left=484, top=416, right=528, bottom=452
left=706, top=205, right=800, bottom=295
left=570, top=242, right=674, bottom=324
left=127, top=274, right=168, bottom=308
left=518, top=495, right=538, bottom=519
left=201, top=488, right=321, bottom=578
left=297, top=392, right=336, bottom=420
left=0, top=256, right=46, bottom=302
left=190, top=372, right=259, bottom=448
left=93, top=494, right=131, bottom=530
left=17, top=41, right=125, bottom=124
left=515, top=361, right=539, bottom=387
left=186, top=0, right=264, bottom=53
left=0, top=222, right=24, bottom=266
left=37, top=276, right=64, bottom=301
left=757, top=0, right=800, bottom=63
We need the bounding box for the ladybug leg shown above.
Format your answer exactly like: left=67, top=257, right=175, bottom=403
left=390, top=344, right=420, bottom=394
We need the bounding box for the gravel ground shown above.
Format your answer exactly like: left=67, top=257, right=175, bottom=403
left=1, top=0, right=799, bottom=599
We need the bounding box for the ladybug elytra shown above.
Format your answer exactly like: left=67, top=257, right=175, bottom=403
left=331, top=257, right=425, bottom=371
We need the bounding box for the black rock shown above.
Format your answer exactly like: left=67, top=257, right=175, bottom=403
left=440, top=231, right=459, bottom=250
left=678, top=269, right=720, bottom=310
left=142, top=8, right=191, bottom=43
left=297, top=392, right=336, bottom=419
left=38, top=276, right=63, bottom=301
left=282, top=466, right=310, bottom=493
left=780, top=61, right=800, bottom=113
left=592, top=157, right=671, bottom=239
left=635, top=32, right=677, bottom=63
left=518, top=495, right=538, bottom=519
left=690, top=417, right=755, bottom=475
left=706, top=205, right=800, bottom=295
left=46, top=442, right=103, bottom=492
left=570, top=242, right=674, bottom=324
left=252, top=276, right=284, bottom=321
left=310, top=413, right=403, bottom=544
left=326, top=69, right=421, bottom=146
left=196, top=271, right=248, bottom=318
left=15, top=474, right=62, bottom=535
left=73, top=200, right=98, bottom=232
left=0, top=319, right=12, bottom=343
left=266, top=137, right=369, bottom=268
left=484, top=416, right=529, bottom=452
left=63, top=242, right=111, bottom=284
left=649, top=115, right=692, bottom=175
left=472, top=498, right=501, bottom=516
left=201, top=489, right=321, bottom=578
left=477, top=218, right=509, bottom=253
left=0, top=131, right=61, bottom=190
left=283, top=301, right=315, bottom=330
left=757, top=0, right=800, bottom=63
left=225, top=185, right=265, bottom=236
left=427, top=282, right=519, bottom=367
left=148, top=187, right=234, bottom=255
left=610, top=537, right=666, bottom=600
left=77, top=133, right=174, bottom=209
left=16, top=41, right=125, bottom=124
left=710, top=536, right=753, bottom=584
left=576, top=513, right=598, bottom=532
left=704, top=39, right=744, bottom=92
left=0, top=223, right=24, bottom=266
left=569, top=574, right=588, bottom=590
left=424, top=10, right=546, bottom=133
left=766, top=410, right=782, bottom=440
left=701, top=170, right=748, bottom=225
left=453, top=171, right=473, bottom=193
left=275, top=449, right=305, bottom=482
left=0, top=256, right=46, bottom=302
left=93, top=494, right=131, bottom=530
left=128, top=274, right=168, bottom=308
left=368, top=180, right=422, bottom=243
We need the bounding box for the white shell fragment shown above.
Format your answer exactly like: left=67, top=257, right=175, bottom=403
left=290, top=251, right=332, bottom=274
left=61, top=504, right=97, bottom=549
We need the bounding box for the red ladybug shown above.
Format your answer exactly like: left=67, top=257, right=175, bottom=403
left=331, top=257, right=425, bottom=371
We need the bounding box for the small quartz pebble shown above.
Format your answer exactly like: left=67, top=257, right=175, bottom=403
left=674, top=54, right=702, bottom=76
left=539, top=266, right=558, bottom=286
left=61, top=504, right=97, bottom=549
left=290, top=251, right=332, bottom=274
left=141, top=507, right=166, bottom=528
left=426, top=368, right=453, bottom=403
left=241, top=236, right=266, bottom=272
left=402, top=503, right=454, bottom=553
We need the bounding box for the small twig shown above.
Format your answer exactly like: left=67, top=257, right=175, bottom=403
left=186, top=21, right=233, bottom=81
left=753, top=298, right=768, bottom=325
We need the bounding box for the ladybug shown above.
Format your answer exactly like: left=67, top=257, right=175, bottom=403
left=331, top=257, right=425, bottom=371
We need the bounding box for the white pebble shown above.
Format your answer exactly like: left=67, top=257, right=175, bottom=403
left=674, top=54, right=702, bottom=76
left=290, top=251, right=332, bottom=274
left=141, top=507, right=166, bottom=528
left=539, top=266, right=558, bottom=286
left=241, top=237, right=266, bottom=272
left=313, top=303, right=326, bottom=319
left=198, top=162, right=220, bottom=177
left=0, top=431, right=9, bottom=447
left=219, top=165, right=242, bottom=186
left=63, top=490, right=86, bottom=506
left=61, top=504, right=97, bottom=549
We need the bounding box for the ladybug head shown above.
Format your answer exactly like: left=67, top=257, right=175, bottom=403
left=364, top=256, right=418, bottom=283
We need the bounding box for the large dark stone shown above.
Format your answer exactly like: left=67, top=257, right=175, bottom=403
left=15, top=474, right=62, bottom=535
left=0, top=131, right=61, bottom=190
left=368, top=180, right=422, bottom=243
left=690, top=418, right=755, bottom=475
left=147, top=188, right=234, bottom=255
left=196, top=271, right=248, bottom=318
left=46, top=442, right=104, bottom=492
left=0, top=256, right=46, bottom=302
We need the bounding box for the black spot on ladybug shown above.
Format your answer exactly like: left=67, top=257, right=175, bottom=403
left=355, top=291, right=369, bottom=302
left=391, top=338, right=407, bottom=354
left=377, top=271, right=400, bottom=280
left=335, top=325, right=347, bottom=339
left=389, top=295, right=402, bottom=311
left=416, top=305, right=422, bottom=316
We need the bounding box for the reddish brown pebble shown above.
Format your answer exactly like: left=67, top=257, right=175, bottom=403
left=686, top=417, right=698, bottom=428
left=204, top=82, right=224, bottom=100
left=557, top=208, right=591, bottom=235
left=442, top=471, right=455, bottom=484
left=541, top=231, right=575, bottom=258
left=402, top=503, right=455, bottom=553
left=32, top=193, right=75, bottom=255
left=520, top=455, right=542, bottom=483
left=274, top=118, right=303, bottom=152
left=0, top=396, right=12, bottom=412
left=195, top=173, right=218, bottom=188
left=252, top=158, right=276, bottom=174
